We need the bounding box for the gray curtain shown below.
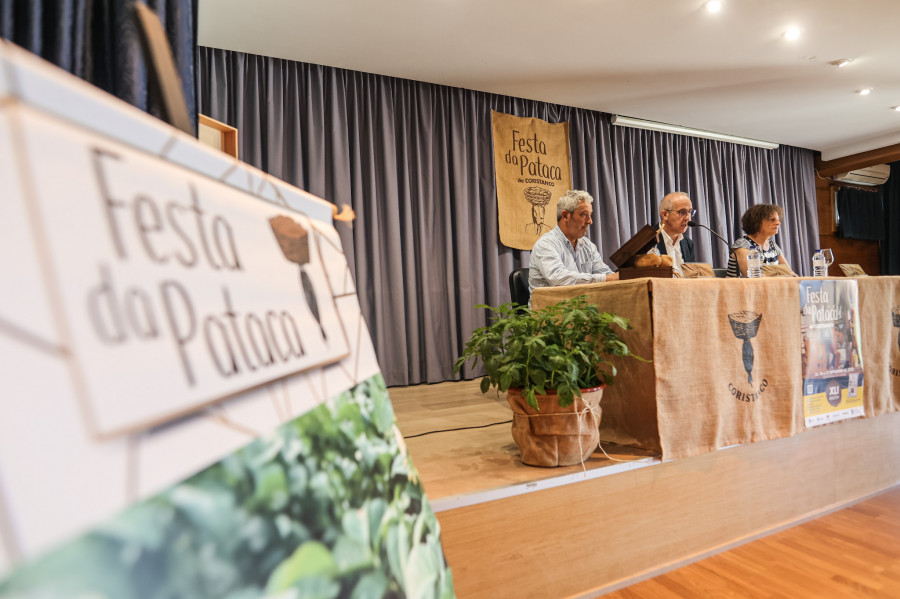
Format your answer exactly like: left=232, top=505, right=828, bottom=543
left=0, top=0, right=198, bottom=131
left=197, top=48, right=819, bottom=387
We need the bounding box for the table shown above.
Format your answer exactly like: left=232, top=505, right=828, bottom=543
left=531, top=277, right=900, bottom=459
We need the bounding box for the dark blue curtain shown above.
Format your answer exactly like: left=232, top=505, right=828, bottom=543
left=0, top=0, right=197, bottom=131
left=836, top=186, right=885, bottom=241
left=197, top=48, right=820, bottom=387
left=882, top=162, right=900, bottom=275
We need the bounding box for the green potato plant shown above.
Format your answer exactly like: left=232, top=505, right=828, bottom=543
left=454, top=296, right=645, bottom=410
left=0, top=375, right=454, bottom=599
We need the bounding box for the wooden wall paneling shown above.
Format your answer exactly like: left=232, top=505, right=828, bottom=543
left=815, top=173, right=836, bottom=236
left=815, top=143, right=900, bottom=178
left=820, top=234, right=882, bottom=277
left=814, top=166, right=881, bottom=276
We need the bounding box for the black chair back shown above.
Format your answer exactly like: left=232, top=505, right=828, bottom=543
left=509, top=267, right=531, bottom=308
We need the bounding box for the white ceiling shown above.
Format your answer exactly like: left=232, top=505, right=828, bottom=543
left=198, top=0, right=900, bottom=161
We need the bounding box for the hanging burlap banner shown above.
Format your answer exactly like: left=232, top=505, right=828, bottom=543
left=491, top=110, right=572, bottom=250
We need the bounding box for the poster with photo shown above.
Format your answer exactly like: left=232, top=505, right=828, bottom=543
left=0, top=41, right=454, bottom=598
left=800, top=279, right=865, bottom=427
left=0, top=376, right=454, bottom=599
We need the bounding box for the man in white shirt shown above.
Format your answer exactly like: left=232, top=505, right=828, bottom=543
left=655, top=191, right=696, bottom=277
left=528, top=190, right=619, bottom=292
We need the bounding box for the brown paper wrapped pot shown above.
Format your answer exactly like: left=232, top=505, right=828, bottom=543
left=506, top=387, right=603, bottom=467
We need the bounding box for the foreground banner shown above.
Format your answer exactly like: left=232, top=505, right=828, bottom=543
left=800, top=279, right=865, bottom=427
left=491, top=110, right=572, bottom=250
left=0, top=41, right=454, bottom=598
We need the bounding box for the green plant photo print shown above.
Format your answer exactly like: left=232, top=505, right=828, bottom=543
left=0, top=375, right=455, bottom=599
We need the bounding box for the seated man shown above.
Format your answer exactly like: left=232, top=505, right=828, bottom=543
left=529, top=189, right=619, bottom=292
left=655, top=191, right=696, bottom=277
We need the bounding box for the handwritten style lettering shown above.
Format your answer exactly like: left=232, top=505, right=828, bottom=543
left=92, top=148, right=242, bottom=271
left=85, top=146, right=318, bottom=388
left=87, top=265, right=310, bottom=386
left=503, top=130, right=563, bottom=181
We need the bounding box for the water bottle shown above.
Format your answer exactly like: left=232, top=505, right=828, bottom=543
left=746, top=249, right=762, bottom=278
left=812, top=249, right=826, bottom=277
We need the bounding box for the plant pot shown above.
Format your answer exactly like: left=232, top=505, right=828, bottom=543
left=506, top=387, right=603, bottom=467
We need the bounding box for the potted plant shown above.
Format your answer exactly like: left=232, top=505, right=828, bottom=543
left=453, top=295, right=643, bottom=467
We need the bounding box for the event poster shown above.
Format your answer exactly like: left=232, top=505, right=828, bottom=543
left=491, top=110, right=572, bottom=250
left=800, top=280, right=865, bottom=427
left=0, top=41, right=454, bottom=598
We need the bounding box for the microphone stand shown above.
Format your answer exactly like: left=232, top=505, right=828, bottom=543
left=688, top=220, right=740, bottom=277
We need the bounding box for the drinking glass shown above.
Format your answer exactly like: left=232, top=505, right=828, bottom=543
left=822, top=248, right=834, bottom=270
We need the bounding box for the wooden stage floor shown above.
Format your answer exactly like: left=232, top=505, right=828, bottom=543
left=388, top=378, right=900, bottom=598
left=389, top=379, right=659, bottom=511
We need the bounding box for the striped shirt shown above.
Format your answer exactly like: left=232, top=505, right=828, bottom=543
left=726, top=235, right=782, bottom=278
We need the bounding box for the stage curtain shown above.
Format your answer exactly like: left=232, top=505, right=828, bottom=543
left=0, top=0, right=197, bottom=132
left=836, top=186, right=885, bottom=241
left=882, top=162, right=900, bottom=275
left=196, top=47, right=819, bottom=386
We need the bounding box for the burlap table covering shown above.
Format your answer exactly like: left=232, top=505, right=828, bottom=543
left=532, top=278, right=808, bottom=460
left=857, top=276, right=900, bottom=415
left=649, top=278, right=803, bottom=459
left=532, top=279, right=661, bottom=453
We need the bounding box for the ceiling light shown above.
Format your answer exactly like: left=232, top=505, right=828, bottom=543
left=830, top=58, right=854, bottom=68
left=705, top=1, right=723, bottom=14
left=858, top=88, right=872, bottom=96
left=783, top=27, right=801, bottom=41
left=893, top=106, right=900, bottom=112
left=610, top=116, right=779, bottom=150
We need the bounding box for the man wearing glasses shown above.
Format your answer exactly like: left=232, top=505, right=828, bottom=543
left=656, top=191, right=696, bottom=277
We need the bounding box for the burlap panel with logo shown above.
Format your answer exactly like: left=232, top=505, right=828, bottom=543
left=650, top=278, right=804, bottom=460
left=491, top=110, right=572, bottom=250
left=857, top=276, right=900, bottom=414
left=531, top=280, right=661, bottom=453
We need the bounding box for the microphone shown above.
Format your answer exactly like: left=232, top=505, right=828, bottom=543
left=688, top=220, right=730, bottom=247
left=688, top=220, right=738, bottom=276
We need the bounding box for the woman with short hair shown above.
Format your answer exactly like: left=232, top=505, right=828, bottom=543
left=726, top=204, right=797, bottom=277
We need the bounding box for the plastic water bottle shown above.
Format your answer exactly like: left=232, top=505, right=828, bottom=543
left=746, top=249, right=762, bottom=278
left=812, top=249, right=826, bottom=277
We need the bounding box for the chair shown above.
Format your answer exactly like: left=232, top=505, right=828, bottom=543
left=509, top=267, right=531, bottom=309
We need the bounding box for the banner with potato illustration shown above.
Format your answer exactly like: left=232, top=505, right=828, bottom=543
left=491, top=111, right=572, bottom=250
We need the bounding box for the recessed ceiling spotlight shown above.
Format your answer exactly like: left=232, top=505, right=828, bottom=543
left=893, top=106, right=900, bottom=112
left=705, top=1, right=723, bottom=14
left=783, top=26, right=802, bottom=41
left=858, top=88, right=873, bottom=96
left=831, top=58, right=854, bottom=67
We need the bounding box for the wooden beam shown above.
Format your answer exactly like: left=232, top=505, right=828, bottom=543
left=815, top=143, right=900, bottom=178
